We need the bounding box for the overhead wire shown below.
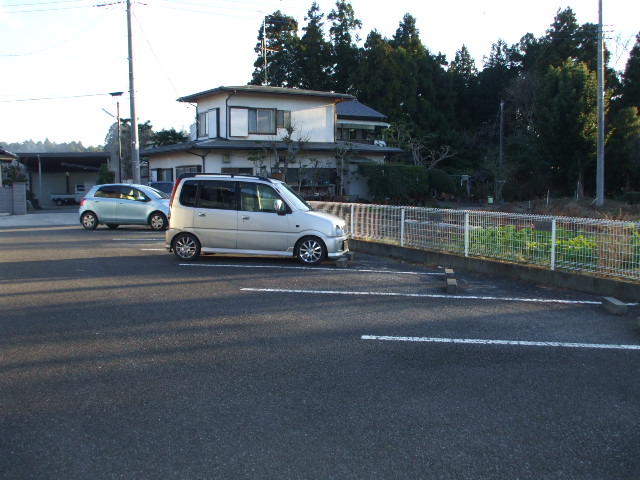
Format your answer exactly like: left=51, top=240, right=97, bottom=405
left=0, top=6, right=113, bottom=56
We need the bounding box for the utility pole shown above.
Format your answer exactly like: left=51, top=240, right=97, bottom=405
left=498, top=100, right=504, bottom=200
left=109, top=92, right=124, bottom=182
left=263, top=17, right=268, bottom=85
left=127, top=0, right=141, bottom=184
left=596, top=0, right=605, bottom=207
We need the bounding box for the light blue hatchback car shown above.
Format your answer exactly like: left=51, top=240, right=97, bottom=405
left=79, top=183, right=170, bottom=231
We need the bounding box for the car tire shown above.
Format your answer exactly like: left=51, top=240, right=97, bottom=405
left=106, top=224, right=119, bottom=229
left=295, top=236, right=326, bottom=265
left=149, top=212, right=168, bottom=231
left=55, top=199, right=64, bottom=207
left=81, top=211, right=99, bottom=230
left=173, top=233, right=201, bottom=261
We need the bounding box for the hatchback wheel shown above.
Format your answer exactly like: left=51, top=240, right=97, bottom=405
left=81, top=211, right=98, bottom=230
left=149, top=212, right=168, bottom=231
left=173, top=233, right=201, bottom=261
left=295, top=236, right=326, bottom=265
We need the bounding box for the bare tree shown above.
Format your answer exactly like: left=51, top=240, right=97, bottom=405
left=383, top=122, right=455, bottom=169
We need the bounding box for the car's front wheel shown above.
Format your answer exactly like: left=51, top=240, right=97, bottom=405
left=173, top=233, right=201, bottom=261
left=81, top=211, right=98, bottom=230
left=149, top=212, right=168, bottom=231
left=295, top=236, right=326, bottom=265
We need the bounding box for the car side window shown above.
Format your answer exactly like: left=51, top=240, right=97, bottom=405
left=239, top=183, right=260, bottom=212
left=119, top=186, right=144, bottom=201
left=240, top=183, right=283, bottom=212
left=256, top=184, right=282, bottom=213
left=95, top=186, right=119, bottom=198
left=198, top=180, right=236, bottom=210
left=179, top=181, right=198, bottom=207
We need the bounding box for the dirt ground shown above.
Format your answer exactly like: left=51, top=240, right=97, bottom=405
left=490, top=197, right=640, bottom=220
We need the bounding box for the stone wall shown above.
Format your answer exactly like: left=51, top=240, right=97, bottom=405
left=0, top=183, right=27, bottom=215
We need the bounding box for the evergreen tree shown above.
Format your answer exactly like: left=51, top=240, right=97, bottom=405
left=296, top=2, right=333, bottom=90
left=535, top=59, right=598, bottom=195
left=620, top=32, right=640, bottom=109
left=327, top=0, right=362, bottom=93
left=249, top=11, right=300, bottom=87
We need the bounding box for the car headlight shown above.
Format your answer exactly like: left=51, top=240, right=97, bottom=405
left=335, top=224, right=345, bottom=236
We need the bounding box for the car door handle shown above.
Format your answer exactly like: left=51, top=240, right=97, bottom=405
left=198, top=212, right=206, bottom=217
left=242, top=215, right=250, bottom=220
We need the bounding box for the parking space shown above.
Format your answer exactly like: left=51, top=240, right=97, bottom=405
left=2, top=223, right=640, bottom=479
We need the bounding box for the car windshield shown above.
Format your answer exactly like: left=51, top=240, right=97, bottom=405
left=146, top=187, right=170, bottom=199
left=276, top=182, right=312, bottom=211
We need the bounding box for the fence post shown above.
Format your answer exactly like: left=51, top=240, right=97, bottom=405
left=400, top=208, right=406, bottom=247
left=464, top=212, right=469, bottom=257
left=550, top=219, right=557, bottom=271
left=350, top=204, right=355, bottom=238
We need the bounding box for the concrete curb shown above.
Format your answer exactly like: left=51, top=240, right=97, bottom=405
left=351, top=239, right=640, bottom=302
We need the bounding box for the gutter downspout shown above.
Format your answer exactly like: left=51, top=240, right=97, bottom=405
left=225, top=90, right=237, bottom=139
left=186, top=150, right=209, bottom=172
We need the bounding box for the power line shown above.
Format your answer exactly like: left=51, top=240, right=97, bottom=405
left=0, top=92, right=125, bottom=103
left=0, top=8, right=111, bottom=56
left=1, top=2, right=119, bottom=13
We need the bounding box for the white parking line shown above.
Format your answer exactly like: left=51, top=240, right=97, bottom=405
left=112, top=238, right=164, bottom=242
left=361, top=335, right=640, bottom=351
left=181, top=263, right=441, bottom=276
left=241, top=287, right=602, bottom=305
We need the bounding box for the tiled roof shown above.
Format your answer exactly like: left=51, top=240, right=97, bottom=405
left=143, top=139, right=402, bottom=156
left=336, top=100, right=387, bottom=121
left=179, top=85, right=354, bottom=103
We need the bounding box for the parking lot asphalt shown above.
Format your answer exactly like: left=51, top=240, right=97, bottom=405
left=2, top=214, right=640, bottom=479
left=0, top=209, right=79, bottom=227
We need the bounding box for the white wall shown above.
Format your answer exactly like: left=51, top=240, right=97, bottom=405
left=195, top=92, right=336, bottom=142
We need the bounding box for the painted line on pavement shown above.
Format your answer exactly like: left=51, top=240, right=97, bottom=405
left=241, top=287, right=601, bottom=305
left=112, top=238, right=164, bottom=242
left=361, top=335, right=640, bottom=351
left=181, top=263, right=441, bottom=276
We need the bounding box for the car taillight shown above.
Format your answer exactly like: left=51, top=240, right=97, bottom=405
left=169, top=180, right=179, bottom=208
left=80, top=198, right=85, bottom=206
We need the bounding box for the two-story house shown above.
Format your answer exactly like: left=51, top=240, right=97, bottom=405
left=143, top=85, right=402, bottom=200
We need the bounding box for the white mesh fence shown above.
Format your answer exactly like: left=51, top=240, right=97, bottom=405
left=311, top=202, right=640, bottom=282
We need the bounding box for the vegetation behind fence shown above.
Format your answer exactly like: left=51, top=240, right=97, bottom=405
left=310, top=202, right=640, bottom=283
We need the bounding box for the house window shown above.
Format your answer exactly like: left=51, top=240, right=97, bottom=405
left=197, top=111, right=208, bottom=137
left=152, top=168, right=173, bottom=181
left=176, top=165, right=202, bottom=177
left=221, top=167, right=253, bottom=175
left=277, top=110, right=291, bottom=129
left=248, top=108, right=276, bottom=134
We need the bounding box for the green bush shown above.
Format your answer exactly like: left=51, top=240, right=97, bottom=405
left=427, top=168, right=455, bottom=194
left=358, top=163, right=429, bottom=203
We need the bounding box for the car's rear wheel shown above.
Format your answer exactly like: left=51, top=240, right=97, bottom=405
left=295, top=236, right=326, bottom=265
left=149, top=212, right=168, bottom=231
left=173, top=233, right=201, bottom=261
left=81, top=211, right=98, bottom=230
left=106, top=224, right=119, bottom=229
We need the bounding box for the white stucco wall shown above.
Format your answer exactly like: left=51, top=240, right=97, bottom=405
left=195, top=92, right=336, bottom=143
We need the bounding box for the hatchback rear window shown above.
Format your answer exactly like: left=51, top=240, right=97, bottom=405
left=179, top=181, right=198, bottom=207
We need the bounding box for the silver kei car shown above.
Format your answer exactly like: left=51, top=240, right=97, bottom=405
left=79, top=183, right=170, bottom=231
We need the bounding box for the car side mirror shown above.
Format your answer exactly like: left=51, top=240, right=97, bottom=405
left=274, top=199, right=287, bottom=215
left=137, top=196, right=148, bottom=202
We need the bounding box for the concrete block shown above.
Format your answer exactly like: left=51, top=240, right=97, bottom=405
left=446, top=278, right=458, bottom=294
left=445, top=268, right=455, bottom=279
left=335, top=257, right=348, bottom=269
left=602, top=297, right=628, bottom=315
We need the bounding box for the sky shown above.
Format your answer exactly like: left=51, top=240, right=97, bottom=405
left=0, top=0, right=638, bottom=148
